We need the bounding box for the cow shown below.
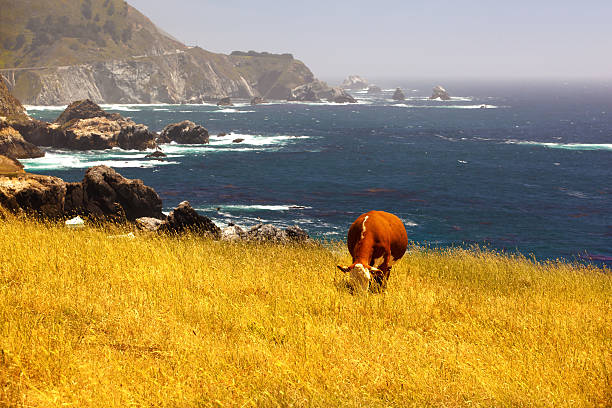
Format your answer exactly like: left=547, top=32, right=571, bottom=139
left=337, top=210, right=408, bottom=291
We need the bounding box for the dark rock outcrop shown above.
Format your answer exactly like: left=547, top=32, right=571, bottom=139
left=160, top=201, right=221, bottom=237
left=0, top=121, right=44, bottom=159
left=55, top=99, right=119, bottom=126
left=232, top=138, right=244, bottom=143
left=217, top=97, right=233, bottom=106
left=158, top=120, right=209, bottom=144
left=251, top=96, right=266, bottom=105
left=430, top=85, right=451, bottom=100
left=79, top=165, right=164, bottom=221
left=145, top=150, right=167, bottom=160
left=367, top=86, right=382, bottom=94
left=392, top=88, right=405, bottom=101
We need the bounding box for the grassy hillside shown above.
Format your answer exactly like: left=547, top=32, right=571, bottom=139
left=0, top=0, right=184, bottom=69
left=0, top=218, right=609, bottom=407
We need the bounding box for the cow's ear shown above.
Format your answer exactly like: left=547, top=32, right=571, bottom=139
left=337, top=265, right=351, bottom=273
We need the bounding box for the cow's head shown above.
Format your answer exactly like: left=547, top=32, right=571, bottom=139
left=336, top=263, right=382, bottom=292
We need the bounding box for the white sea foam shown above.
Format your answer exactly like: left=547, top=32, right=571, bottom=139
left=507, top=141, right=612, bottom=151
left=24, top=105, right=67, bottom=112
left=198, top=204, right=312, bottom=212
left=20, top=150, right=178, bottom=171
left=393, top=104, right=499, bottom=109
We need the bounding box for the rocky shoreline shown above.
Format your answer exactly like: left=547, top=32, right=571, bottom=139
left=0, top=79, right=310, bottom=243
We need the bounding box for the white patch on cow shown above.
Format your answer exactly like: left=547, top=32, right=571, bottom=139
left=360, top=216, right=369, bottom=240
left=349, top=263, right=371, bottom=292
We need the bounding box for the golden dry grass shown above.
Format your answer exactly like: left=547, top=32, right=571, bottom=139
left=0, top=217, right=610, bottom=407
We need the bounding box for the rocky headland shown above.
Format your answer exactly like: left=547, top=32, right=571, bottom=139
left=0, top=1, right=319, bottom=105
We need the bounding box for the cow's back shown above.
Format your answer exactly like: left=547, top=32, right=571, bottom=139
left=346, top=211, right=408, bottom=261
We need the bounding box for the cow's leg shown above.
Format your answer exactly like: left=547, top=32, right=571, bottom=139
left=378, top=253, right=393, bottom=289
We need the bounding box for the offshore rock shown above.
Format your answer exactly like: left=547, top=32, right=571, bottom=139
left=217, top=97, right=233, bottom=106
left=145, top=150, right=167, bottom=160
left=392, top=88, right=405, bottom=101
left=161, top=201, right=221, bottom=238
left=289, top=80, right=356, bottom=103
left=430, top=85, right=451, bottom=100
left=251, top=96, right=266, bottom=105
left=55, top=99, right=119, bottom=126
left=341, top=75, right=369, bottom=90
left=158, top=120, right=209, bottom=144
left=367, top=86, right=382, bottom=94
left=51, top=100, right=157, bottom=150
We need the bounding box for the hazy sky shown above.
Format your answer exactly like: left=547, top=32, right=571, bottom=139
left=128, top=0, right=612, bottom=81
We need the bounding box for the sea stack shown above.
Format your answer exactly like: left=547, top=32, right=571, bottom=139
left=392, top=88, right=405, bottom=101
left=430, top=85, right=451, bottom=100
left=341, top=75, right=369, bottom=90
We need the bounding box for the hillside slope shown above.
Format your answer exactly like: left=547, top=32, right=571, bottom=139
left=0, top=0, right=316, bottom=104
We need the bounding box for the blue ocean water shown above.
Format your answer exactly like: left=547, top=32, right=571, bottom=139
left=22, top=80, right=612, bottom=264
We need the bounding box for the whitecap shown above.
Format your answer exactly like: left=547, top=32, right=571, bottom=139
left=24, top=105, right=67, bottom=112
left=198, top=204, right=312, bottom=212
left=507, top=141, right=612, bottom=151
left=20, top=150, right=178, bottom=170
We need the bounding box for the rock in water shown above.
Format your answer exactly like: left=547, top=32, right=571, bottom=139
left=158, top=120, right=209, bottom=144
left=217, top=97, right=233, bottom=106
left=251, top=96, right=266, bottom=105
left=161, top=201, right=221, bottom=238
left=54, top=99, right=119, bottom=126
left=0, top=121, right=44, bottom=159
left=81, top=165, right=164, bottom=221
left=288, top=80, right=356, bottom=103
left=50, top=99, right=157, bottom=150
left=232, top=138, right=244, bottom=143
left=367, top=86, right=382, bottom=94
left=430, top=85, right=451, bottom=100
left=145, top=150, right=167, bottom=160
left=341, top=75, right=369, bottom=90
left=392, top=88, right=405, bottom=101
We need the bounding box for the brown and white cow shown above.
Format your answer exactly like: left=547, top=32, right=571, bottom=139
left=337, top=210, right=408, bottom=291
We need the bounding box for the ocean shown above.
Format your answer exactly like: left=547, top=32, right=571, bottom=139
left=21, top=79, right=612, bottom=265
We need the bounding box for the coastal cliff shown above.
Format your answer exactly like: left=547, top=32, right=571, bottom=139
left=0, top=0, right=316, bottom=104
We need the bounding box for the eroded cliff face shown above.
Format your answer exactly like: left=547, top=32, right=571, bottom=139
left=4, top=48, right=318, bottom=105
